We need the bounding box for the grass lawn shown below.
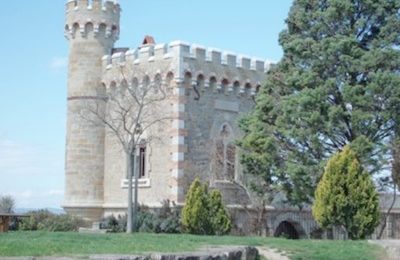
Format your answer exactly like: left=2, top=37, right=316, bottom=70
left=0, top=231, right=386, bottom=260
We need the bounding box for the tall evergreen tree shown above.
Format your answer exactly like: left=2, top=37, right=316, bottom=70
left=181, top=178, right=231, bottom=235
left=238, top=0, right=400, bottom=207
left=312, top=146, right=380, bottom=239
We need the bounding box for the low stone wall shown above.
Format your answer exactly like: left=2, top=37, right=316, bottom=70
left=90, top=246, right=258, bottom=260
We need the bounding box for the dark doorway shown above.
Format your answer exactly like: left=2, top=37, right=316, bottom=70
left=274, top=221, right=300, bottom=239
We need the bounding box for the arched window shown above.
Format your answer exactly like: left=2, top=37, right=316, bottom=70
left=214, top=124, right=236, bottom=181
left=221, top=78, right=229, bottom=94
left=165, top=71, right=174, bottom=95
left=153, top=74, right=162, bottom=94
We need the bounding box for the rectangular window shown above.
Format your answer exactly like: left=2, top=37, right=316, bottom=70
left=139, top=146, right=146, bottom=178
left=129, top=144, right=146, bottom=179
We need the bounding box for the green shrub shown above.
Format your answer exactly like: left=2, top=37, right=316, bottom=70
left=182, top=178, right=231, bottom=235
left=312, top=146, right=380, bottom=239
left=19, top=210, right=88, bottom=232
left=137, top=211, right=159, bottom=232
left=101, top=215, right=126, bottom=232
left=9, top=217, right=22, bottom=231
left=101, top=201, right=181, bottom=234
left=209, top=190, right=231, bottom=235
left=157, top=200, right=181, bottom=234
left=182, top=178, right=212, bottom=234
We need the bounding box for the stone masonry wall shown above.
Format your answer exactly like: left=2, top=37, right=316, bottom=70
left=100, top=41, right=269, bottom=210
left=101, top=48, right=180, bottom=211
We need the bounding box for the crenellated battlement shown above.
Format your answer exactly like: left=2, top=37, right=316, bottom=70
left=65, top=0, right=120, bottom=41
left=103, top=41, right=271, bottom=90
left=66, top=0, right=119, bottom=13
left=101, top=41, right=270, bottom=99
left=103, top=41, right=269, bottom=72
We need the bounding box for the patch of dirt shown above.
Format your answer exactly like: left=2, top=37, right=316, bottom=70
left=256, top=247, right=290, bottom=260
left=369, top=240, right=400, bottom=260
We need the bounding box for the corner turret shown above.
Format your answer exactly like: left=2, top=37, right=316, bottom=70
left=63, top=0, right=121, bottom=220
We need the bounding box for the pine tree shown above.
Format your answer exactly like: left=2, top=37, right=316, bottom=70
left=181, top=178, right=212, bottom=234
left=312, top=146, right=380, bottom=239
left=238, top=0, right=400, bottom=207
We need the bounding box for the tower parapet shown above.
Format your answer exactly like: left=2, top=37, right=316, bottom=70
left=65, top=0, right=120, bottom=41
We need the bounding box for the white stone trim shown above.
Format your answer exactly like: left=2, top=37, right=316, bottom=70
left=172, top=119, right=185, bottom=129
left=172, top=136, right=185, bottom=145
left=171, top=169, right=184, bottom=178
left=218, top=203, right=275, bottom=210
left=173, top=86, right=185, bottom=96
left=120, top=178, right=151, bottom=188
left=103, top=202, right=164, bottom=209
left=172, top=152, right=184, bottom=162
left=173, top=104, right=185, bottom=113
left=62, top=202, right=103, bottom=208
left=170, top=186, right=180, bottom=195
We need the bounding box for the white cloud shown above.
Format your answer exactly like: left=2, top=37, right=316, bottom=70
left=43, top=189, right=64, bottom=196
left=50, top=56, right=68, bottom=69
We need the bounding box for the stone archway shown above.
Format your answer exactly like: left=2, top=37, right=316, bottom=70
left=273, top=220, right=307, bottom=239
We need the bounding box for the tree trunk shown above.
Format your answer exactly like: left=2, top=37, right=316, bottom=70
left=132, top=149, right=140, bottom=232
left=126, top=151, right=133, bottom=233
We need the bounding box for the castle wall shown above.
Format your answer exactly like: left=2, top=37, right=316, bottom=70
left=99, top=42, right=269, bottom=211
left=178, top=43, right=268, bottom=205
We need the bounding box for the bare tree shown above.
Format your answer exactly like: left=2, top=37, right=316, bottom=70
left=378, top=138, right=400, bottom=239
left=208, top=130, right=273, bottom=235
left=0, top=195, right=15, bottom=213
left=84, top=67, right=172, bottom=233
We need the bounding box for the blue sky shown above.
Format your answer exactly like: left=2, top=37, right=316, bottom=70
left=0, top=0, right=293, bottom=209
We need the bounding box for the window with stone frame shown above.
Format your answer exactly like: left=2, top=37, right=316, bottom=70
left=130, top=142, right=146, bottom=179
left=214, top=124, right=236, bottom=181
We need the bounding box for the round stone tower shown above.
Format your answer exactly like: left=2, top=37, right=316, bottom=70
left=63, top=0, right=120, bottom=220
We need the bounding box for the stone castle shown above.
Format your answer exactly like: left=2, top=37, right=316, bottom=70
left=63, top=0, right=268, bottom=220
left=63, top=0, right=400, bottom=239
